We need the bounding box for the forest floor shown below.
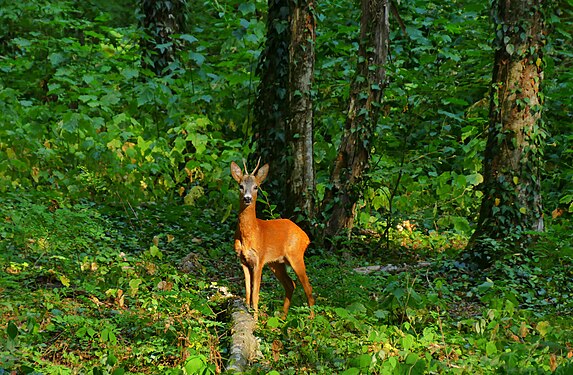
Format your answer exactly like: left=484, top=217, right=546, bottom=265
left=1, top=192, right=572, bottom=374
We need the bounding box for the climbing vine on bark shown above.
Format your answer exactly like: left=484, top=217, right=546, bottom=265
left=465, top=0, right=547, bottom=266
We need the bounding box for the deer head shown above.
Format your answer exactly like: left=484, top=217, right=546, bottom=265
left=231, top=159, right=269, bottom=207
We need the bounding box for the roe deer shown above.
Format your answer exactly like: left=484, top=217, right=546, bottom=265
left=231, top=159, right=315, bottom=319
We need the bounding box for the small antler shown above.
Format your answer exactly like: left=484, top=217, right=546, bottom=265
left=242, top=158, right=249, bottom=174
left=242, top=157, right=262, bottom=175
left=252, top=157, right=261, bottom=175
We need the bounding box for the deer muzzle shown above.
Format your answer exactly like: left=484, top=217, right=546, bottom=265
left=243, top=195, right=253, bottom=205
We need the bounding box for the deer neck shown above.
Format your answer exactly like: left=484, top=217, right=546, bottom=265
left=237, top=203, right=259, bottom=235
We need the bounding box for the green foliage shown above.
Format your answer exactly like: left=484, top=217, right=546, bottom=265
left=313, top=0, right=492, bottom=238
left=543, top=3, right=573, bottom=214
left=248, top=249, right=573, bottom=374
left=1, top=0, right=571, bottom=236
left=0, top=0, right=572, bottom=373
left=0, top=192, right=227, bottom=374
left=0, top=0, right=259, bottom=205
left=2, top=192, right=573, bottom=373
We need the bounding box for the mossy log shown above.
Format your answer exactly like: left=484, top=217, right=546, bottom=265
left=226, top=297, right=261, bottom=372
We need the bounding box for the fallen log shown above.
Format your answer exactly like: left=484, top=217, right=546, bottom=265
left=353, top=261, right=432, bottom=275
left=226, top=297, right=261, bottom=372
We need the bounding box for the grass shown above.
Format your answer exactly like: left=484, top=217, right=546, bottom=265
left=1, top=191, right=572, bottom=374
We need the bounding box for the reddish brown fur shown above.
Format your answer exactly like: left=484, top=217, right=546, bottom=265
left=231, top=161, right=315, bottom=319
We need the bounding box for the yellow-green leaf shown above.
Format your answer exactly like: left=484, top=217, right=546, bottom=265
left=536, top=321, right=550, bottom=337
left=59, top=275, right=70, bottom=287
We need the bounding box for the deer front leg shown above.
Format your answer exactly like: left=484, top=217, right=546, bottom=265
left=241, top=262, right=252, bottom=307
left=251, top=263, right=264, bottom=320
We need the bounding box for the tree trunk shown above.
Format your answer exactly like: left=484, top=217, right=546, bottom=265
left=139, top=0, right=186, bottom=76
left=253, top=0, right=290, bottom=210
left=465, top=0, right=545, bottom=267
left=324, top=0, right=390, bottom=237
left=286, top=0, right=316, bottom=220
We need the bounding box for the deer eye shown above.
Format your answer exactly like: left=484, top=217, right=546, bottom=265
left=253, top=186, right=258, bottom=190
left=239, top=184, right=245, bottom=190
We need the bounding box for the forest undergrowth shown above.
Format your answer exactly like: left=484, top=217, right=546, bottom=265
left=1, top=192, right=572, bottom=374
left=1, top=0, right=572, bottom=373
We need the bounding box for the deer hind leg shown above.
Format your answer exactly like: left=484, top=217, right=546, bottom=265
left=268, top=262, right=295, bottom=317
left=288, top=256, right=315, bottom=317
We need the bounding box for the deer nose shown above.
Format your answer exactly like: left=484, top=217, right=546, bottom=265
left=243, top=195, right=252, bottom=204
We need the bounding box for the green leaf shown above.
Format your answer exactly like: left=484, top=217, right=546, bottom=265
left=7, top=321, right=18, bottom=340
left=334, top=307, right=351, bottom=319
left=452, top=216, right=471, bottom=234
left=129, top=278, right=143, bottom=297
left=402, top=334, right=415, bottom=351
left=238, top=3, right=256, bottom=15
left=466, top=173, right=484, bottom=186
left=20, top=365, right=36, bottom=374
left=190, top=134, right=208, bottom=154
left=107, top=353, right=118, bottom=366
left=266, top=316, right=281, bottom=329
left=184, top=356, right=206, bottom=375
left=478, top=279, right=494, bottom=293
left=454, top=174, right=467, bottom=188
left=442, top=97, right=469, bottom=106
left=49, top=52, right=65, bottom=66
left=59, top=274, right=71, bottom=287
left=346, top=302, right=366, bottom=313
left=78, top=94, right=98, bottom=103
left=559, top=194, right=573, bottom=204
left=536, top=321, right=550, bottom=337
left=101, top=92, right=121, bottom=106
left=149, top=245, right=163, bottom=259
left=180, top=34, right=198, bottom=43
left=348, top=353, right=372, bottom=370
left=340, top=368, right=360, bottom=375
left=121, top=68, right=139, bottom=80
left=189, top=52, right=205, bottom=66
left=486, top=341, right=498, bottom=356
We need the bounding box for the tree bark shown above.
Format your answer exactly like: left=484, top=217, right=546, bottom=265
left=465, top=0, right=545, bottom=267
left=324, top=0, right=390, bottom=237
left=286, top=0, right=316, bottom=220
left=254, top=0, right=290, bottom=210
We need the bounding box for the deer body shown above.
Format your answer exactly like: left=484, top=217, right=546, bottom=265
left=231, top=161, right=315, bottom=319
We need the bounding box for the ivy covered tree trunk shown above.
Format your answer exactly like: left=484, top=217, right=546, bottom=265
left=139, top=0, right=187, bottom=76
left=253, top=0, right=290, bottom=211
left=286, top=0, right=316, bottom=220
left=324, top=0, right=390, bottom=236
left=465, top=0, right=545, bottom=267
left=254, top=0, right=315, bottom=220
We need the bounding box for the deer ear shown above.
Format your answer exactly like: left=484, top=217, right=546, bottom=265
left=230, top=162, right=243, bottom=183
left=256, top=163, right=269, bottom=184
